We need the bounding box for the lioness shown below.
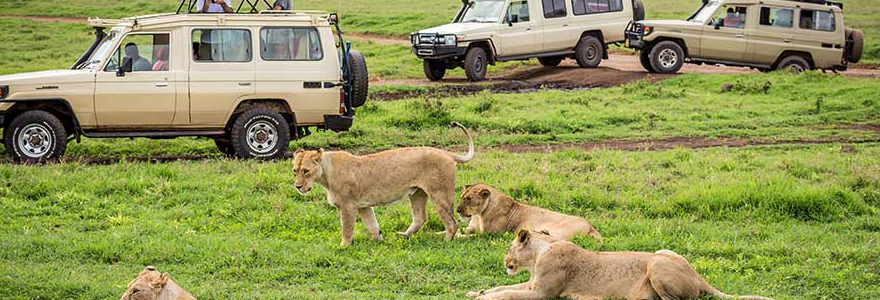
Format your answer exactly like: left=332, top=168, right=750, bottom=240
left=293, top=122, right=475, bottom=246
left=119, top=266, right=196, bottom=300
left=467, top=230, right=776, bottom=300
left=457, top=184, right=601, bottom=241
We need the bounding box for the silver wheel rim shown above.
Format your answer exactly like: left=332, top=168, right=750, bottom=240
left=18, top=123, right=53, bottom=158
left=585, top=45, right=598, bottom=60
left=474, top=56, right=484, bottom=73
left=786, top=63, right=805, bottom=73
left=246, top=120, right=278, bottom=154
left=658, top=49, right=678, bottom=69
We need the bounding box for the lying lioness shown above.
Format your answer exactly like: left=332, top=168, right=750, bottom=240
left=457, top=184, right=601, bottom=241
left=293, top=122, right=475, bottom=246
left=119, top=266, right=196, bottom=300
left=467, top=230, right=776, bottom=300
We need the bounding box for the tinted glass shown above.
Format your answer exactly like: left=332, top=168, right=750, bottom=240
left=193, top=29, right=252, bottom=62
left=543, top=0, right=567, bottom=18
left=573, top=0, right=623, bottom=15
left=261, top=27, right=323, bottom=60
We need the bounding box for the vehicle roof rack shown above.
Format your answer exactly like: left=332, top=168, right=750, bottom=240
left=176, top=0, right=274, bottom=14
left=785, top=0, right=843, bottom=9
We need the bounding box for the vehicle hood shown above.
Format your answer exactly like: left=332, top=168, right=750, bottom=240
left=638, top=20, right=702, bottom=28
left=416, top=22, right=497, bottom=36
left=0, top=69, right=95, bottom=86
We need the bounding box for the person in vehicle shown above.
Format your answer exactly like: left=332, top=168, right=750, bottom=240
left=273, top=0, right=291, bottom=10
left=196, top=0, right=233, bottom=13
left=124, top=43, right=153, bottom=72
left=153, top=46, right=169, bottom=71
left=724, top=7, right=742, bottom=28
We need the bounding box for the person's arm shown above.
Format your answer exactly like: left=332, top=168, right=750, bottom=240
left=220, top=0, right=234, bottom=13
left=201, top=0, right=211, bottom=12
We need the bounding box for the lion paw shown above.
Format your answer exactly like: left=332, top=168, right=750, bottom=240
left=465, top=291, right=483, bottom=298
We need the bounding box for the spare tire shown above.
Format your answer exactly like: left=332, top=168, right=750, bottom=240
left=846, top=28, right=864, bottom=63
left=348, top=50, right=369, bottom=108
left=632, top=0, right=645, bottom=21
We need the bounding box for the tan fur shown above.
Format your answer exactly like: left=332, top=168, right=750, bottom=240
left=467, top=230, right=776, bottom=300
left=457, top=184, right=601, bottom=241
left=119, top=267, right=196, bottom=300
left=293, top=122, right=475, bottom=246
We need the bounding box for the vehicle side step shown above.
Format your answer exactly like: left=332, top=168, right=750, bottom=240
left=497, top=50, right=575, bottom=62
left=688, top=58, right=771, bottom=70
left=84, top=130, right=225, bottom=138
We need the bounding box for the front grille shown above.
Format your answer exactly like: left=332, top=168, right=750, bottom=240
left=416, top=34, right=441, bottom=45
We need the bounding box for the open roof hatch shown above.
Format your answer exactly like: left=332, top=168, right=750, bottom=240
left=176, top=0, right=275, bottom=14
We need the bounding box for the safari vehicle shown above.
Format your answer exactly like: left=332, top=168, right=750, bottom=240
left=0, top=4, right=369, bottom=163
left=625, top=0, right=864, bottom=73
left=411, top=0, right=645, bottom=81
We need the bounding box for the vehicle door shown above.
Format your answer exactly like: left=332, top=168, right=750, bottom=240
left=791, top=8, right=843, bottom=68
left=699, top=4, right=749, bottom=61
left=188, top=28, right=256, bottom=126
left=570, top=0, right=628, bottom=43
left=255, top=26, right=340, bottom=124
left=749, top=6, right=794, bottom=64
left=498, top=0, right=541, bottom=56
left=540, top=0, right=572, bottom=51
left=94, top=33, right=177, bottom=127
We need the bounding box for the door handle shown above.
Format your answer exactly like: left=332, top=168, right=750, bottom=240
left=735, top=34, right=745, bottom=38
left=238, top=83, right=252, bottom=86
left=563, top=24, right=569, bottom=27
left=784, top=39, right=791, bottom=43
left=525, top=27, right=531, bottom=31
left=155, top=83, right=169, bottom=87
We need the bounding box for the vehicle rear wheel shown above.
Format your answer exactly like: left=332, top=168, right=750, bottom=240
left=575, top=35, right=604, bottom=68
left=639, top=49, right=655, bottom=72
left=776, top=55, right=810, bottom=73
left=538, top=56, right=563, bottom=67
left=464, top=47, right=488, bottom=81
left=213, top=138, right=235, bottom=156
left=632, top=0, right=645, bottom=21
left=649, top=41, right=684, bottom=74
left=4, top=110, right=67, bottom=164
left=229, top=107, right=290, bottom=160
left=348, top=50, right=369, bottom=108
left=424, top=59, right=447, bottom=81
left=846, top=28, right=864, bottom=63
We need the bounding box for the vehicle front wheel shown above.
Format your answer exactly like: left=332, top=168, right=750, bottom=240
left=639, top=49, right=655, bottom=72
left=575, top=36, right=604, bottom=68
left=229, top=107, right=290, bottom=160
left=464, top=47, right=488, bottom=81
left=4, top=110, right=67, bottom=164
left=649, top=41, right=684, bottom=74
left=776, top=55, right=810, bottom=73
left=538, top=56, right=563, bottom=67
left=424, top=59, right=447, bottom=81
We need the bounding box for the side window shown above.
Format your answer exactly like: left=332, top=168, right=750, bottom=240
left=709, top=5, right=747, bottom=28
left=799, top=10, right=835, bottom=31
left=506, top=1, right=530, bottom=23
left=573, top=0, right=624, bottom=15
left=104, top=34, right=170, bottom=72
left=193, top=29, right=252, bottom=62
left=542, top=0, right=567, bottom=18
left=260, top=27, right=324, bottom=60
left=759, top=7, right=793, bottom=28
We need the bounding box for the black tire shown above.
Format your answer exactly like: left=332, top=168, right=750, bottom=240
left=538, top=56, right=563, bottom=67
left=846, top=28, right=864, bottom=63
left=424, top=59, right=447, bottom=81
left=574, top=36, right=604, bottom=68
left=776, top=55, right=811, bottom=73
left=632, top=0, right=645, bottom=21
left=649, top=41, right=684, bottom=74
left=229, top=107, right=290, bottom=160
left=639, top=49, right=655, bottom=72
left=213, top=138, right=235, bottom=156
left=464, top=47, right=488, bottom=81
left=4, top=110, right=67, bottom=164
left=348, top=49, right=369, bottom=108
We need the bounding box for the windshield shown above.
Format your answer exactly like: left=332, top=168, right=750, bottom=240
left=688, top=1, right=721, bottom=23
left=460, top=0, right=506, bottom=23
left=80, top=30, right=121, bottom=70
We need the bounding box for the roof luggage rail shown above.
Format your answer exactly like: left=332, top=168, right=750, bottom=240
left=176, top=0, right=273, bottom=14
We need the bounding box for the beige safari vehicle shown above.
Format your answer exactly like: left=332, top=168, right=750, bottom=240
left=625, top=0, right=864, bottom=73
left=0, top=9, right=369, bottom=163
left=412, top=0, right=646, bottom=81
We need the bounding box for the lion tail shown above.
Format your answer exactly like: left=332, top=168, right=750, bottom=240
left=709, top=287, right=776, bottom=300
left=449, top=122, right=475, bottom=163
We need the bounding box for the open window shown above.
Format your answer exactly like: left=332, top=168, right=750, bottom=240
left=506, top=1, right=531, bottom=23
left=105, top=33, right=170, bottom=72
left=799, top=9, right=835, bottom=32
left=759, top=7, right=793, bottom=28
left=260, top=27, right=323, bottom=60
left=708, top=5, right=747, bottom=29
left=192, top=29, right=253, bottom=62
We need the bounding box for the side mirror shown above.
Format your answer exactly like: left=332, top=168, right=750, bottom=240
left=117, top=57, right=133, bottom=77
left=505, top=15, right=513, bottom=27
left=510, top=14, right=519, bottom=24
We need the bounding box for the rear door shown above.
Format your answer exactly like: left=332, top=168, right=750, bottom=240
left=188, top=28, right=256, bottom=126
left=749, top=6, right=794, bottom=64
left=498, top=0, right=540, bottom=56
left=540, top=0, right=572, bottom=51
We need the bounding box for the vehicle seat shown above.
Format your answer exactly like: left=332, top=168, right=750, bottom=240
left=153, top=47, right=169, bottom=71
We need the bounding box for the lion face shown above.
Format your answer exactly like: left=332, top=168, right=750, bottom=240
left=457, top=184, right=492, bottom=219
left=293, top=149, right=324, bottom=195
left=119, top=267, right=168, bottom=300
left=504, top=230, right=554, bottom=276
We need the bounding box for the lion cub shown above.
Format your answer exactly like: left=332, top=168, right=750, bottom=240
left=294, top=122, right=475, bottom=246
left=457, top=184, right=601, bottom=241
left=467, top=230, right=776, bottom=300
left=119, top=266, right=196, bottom=300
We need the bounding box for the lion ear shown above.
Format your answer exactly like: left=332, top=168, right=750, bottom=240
left=479, top=188, right=491, bottom=198
left=294, top=148, right=305, bottom=155
left=314, top=148, right=324, bottom=162
left=465, top=184, right=474, bottom=189
left=516, top=229, right=530, bottom=244
left=151, top=273, right=169, bottom=289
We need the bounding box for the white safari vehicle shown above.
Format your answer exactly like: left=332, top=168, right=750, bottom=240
left=412, top=0, right=645, bottom=81
left=0, top=5, right=368, bottom=163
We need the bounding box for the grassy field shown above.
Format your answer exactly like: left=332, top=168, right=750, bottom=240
left=1, top=144, right=878, bottom=299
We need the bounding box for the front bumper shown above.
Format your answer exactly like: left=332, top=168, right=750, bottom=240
left=324, top=114, right=353, bottom=132
left=412, top=45, right=468, bottom=60
left=625, top=22, right=647, bottom=50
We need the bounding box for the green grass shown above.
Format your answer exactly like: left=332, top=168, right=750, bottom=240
left=1, top=143, right=878, bottom=299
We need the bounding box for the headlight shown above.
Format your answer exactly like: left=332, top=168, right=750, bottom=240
left=643, top=26, right=654, bottom=35
left=444, top=35, right=456, bottom=46
left=412, top=34, right=418, bottom=45
left=0, top=85, right=8, bottom=99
